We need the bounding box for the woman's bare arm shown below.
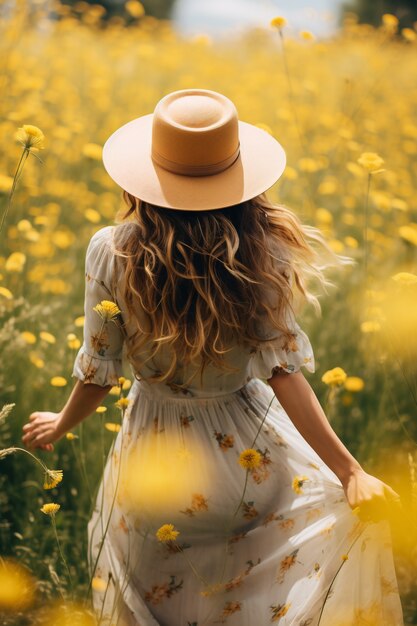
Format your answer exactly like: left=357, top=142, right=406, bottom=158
left=22, top=379, right=113, bottom=450
left=267, top=370, right=402, bottom=523
left=267, top=370, right=363, bottom=485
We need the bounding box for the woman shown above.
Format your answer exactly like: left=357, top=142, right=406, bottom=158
left=22, top=89, right=404, bottom=625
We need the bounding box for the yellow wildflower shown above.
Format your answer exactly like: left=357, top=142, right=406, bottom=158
left=300, top=30, right=315, bottom=41
left=321, top=367, right=347, bottom=387
left=125, top=0, right=145, bottom=18
left=91, top=576, right=108, bottom=592
left=0, top=559, right=35, bottom=610
left=5, top=252, right=26, bottom=272
left=74, top=315, right=85, bottom=327
left=0, top=287, right=13, bottom=299
left=40, top=503, right=60, bottom=516
left=43, top=469, right=64, bottom=490
left=238, top=448, right=262, bottom=470
left=360, top=321, right=381, bottom=333
left=21, top=331, right=36, bottom=344
left=357, top=152, right=385, bottom=173
left=156, top=523, right=180, bottom=542
left=402, top=28, right=416, bottom=41
left=392, top=272, right=417, bottom=285
left=399, top=224, right=417, bottom=246
left=292, top=475, right=310, bottom=494
left=50, top=376, right=67, bottom=387
left=0, top=174, right=13, bottom=193
left=115, top=397, right=130, bottom=410
left=82, top=143, right=102, bottom=160
left=270, top=16, right=287, bottom=29
left=67, top=333, right=81, bottom=349
left=15, top=124, right=45, bottom=151
left=104, top=422, right=121, bottom=432
left=344, top=376, right=364, bottom=392
left=118, top=376, right=126, bottom=385
left=39, top=331, right=56, bottom=344
left=382, top=13, right=399, bottom=28
left=66, top=432, right=79, bottom=440
left=96, top=406, right=107, bottom=413
left=93, top=300, right=121, bottom=322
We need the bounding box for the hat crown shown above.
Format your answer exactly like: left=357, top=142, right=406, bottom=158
left=151, top=89, right=240, bottom=177
left=167, top=95, right=224, bottom=129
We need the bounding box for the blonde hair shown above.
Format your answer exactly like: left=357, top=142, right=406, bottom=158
left=111, top=190, right=353, bottom=387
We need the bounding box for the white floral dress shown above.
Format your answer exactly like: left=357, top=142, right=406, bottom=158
left=72, top=226, right=404, bottom=626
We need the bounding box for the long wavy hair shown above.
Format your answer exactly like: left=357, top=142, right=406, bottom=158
left=111, top=190, right=354, bottom=387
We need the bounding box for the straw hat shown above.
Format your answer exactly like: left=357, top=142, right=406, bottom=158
left=102, top=88, right=286, bottom=211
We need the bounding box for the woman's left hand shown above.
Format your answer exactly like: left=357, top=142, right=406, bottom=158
left=21, top=411, right=64, bottom=452
left=342, top=468, right=403, bottom=523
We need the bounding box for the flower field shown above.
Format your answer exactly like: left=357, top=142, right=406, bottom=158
left=0, top=2, right=416, bottom=623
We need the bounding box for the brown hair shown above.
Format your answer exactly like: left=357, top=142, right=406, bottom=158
left=111, top=191, right=353, bottom=387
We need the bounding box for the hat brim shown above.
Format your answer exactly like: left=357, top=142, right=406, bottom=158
left=102, top=114, right=286, bottom=211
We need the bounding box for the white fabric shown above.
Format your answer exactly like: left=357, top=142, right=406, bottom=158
left=72, top=226, right=404, bottom=626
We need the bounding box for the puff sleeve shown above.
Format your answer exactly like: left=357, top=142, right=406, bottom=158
left=71, top=226, right=125, bottom=387
left=248, top=308, right=316, bottom=380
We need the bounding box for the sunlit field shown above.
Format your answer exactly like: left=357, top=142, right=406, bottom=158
left=0, top=1, right=417, bottom=624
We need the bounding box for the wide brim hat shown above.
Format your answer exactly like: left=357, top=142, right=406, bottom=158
left=102, top=88, right=286, bottom=211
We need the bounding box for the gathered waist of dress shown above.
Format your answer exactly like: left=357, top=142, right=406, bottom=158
left=129, top=376, right=261, bottom=403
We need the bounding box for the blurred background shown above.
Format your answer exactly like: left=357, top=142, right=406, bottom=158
left=0, top=0, right=417, bottom=624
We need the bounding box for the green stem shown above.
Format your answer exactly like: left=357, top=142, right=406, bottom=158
left=364, top=172, right=371, bottom=284
left=0, top=148, right=29, bottom=236
left=85, top=406, right=127, bottom=602
left=317, top=521, right=367, bottom=625
left=51, top=515, right=74, bottom=597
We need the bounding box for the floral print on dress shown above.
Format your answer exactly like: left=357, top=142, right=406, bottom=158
left=81, top=227, right=404, bottom=626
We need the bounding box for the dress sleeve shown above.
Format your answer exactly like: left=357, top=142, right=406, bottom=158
left=71, top=226, right=125, bottom=387
left=248, top=308, right=316, bottom=380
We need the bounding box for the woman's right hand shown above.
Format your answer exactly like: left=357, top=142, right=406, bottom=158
left=341, top=468, right=403, bottom=523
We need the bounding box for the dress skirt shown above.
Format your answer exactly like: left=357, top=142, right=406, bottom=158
left=86, top=377, right=404, bottom=626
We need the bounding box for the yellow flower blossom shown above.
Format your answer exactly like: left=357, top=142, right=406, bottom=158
left=104, top=422, right=121, bottom=432
left=96, top=405, right=107, bottom=413
left=300, top=30, right=315, bottom=41
left=360, top=320, right=381, bottom=333
left=382, top=13, right=399, bottom=28
left=238, top=448, right=262, bottom=470
left=91, top=576, right=108, bottom=592
left=0, top=559, right=35, bottom=610
left=0, top=174, right=13, bottom=193
left=43, top=469, right=64, bottom=490
left=67, top=333, right=81, bottom=349
left=66, top=432, right=79, bottom=440
left=321, top=367, right=347, bottom=387
left=402, top=28, right=416, bottom=42
left=20, top=331, right=36, bottom=344
left=118, top=377, right=126, bottom=385
left=115, top=397, right=130, bottom=410
left=39, top=331, right=56, bottom=344
left=5, top=252, right=26, bottom=272
left=93, top=300, right=121, bottom=322
left=82, top=142, right=102, bottom=160
left=399, top=224, right=417, bottom=246
left=392, top=272, right=417, bottom=285
left=125, top=0, right=145, bottom=18
left=15, top=124, right=45, bottom=151
left=74, top=315, right=85, bottom=327
left=0, top=287, right=13, bottom=299
left=357, top=152, right=385, bottom=173
left=156, top=523, right=180, bottom=542
left=270, top=16, right=287, bottom=29
left=344, top=376, right=364, bottom=392
left=40, top=503, right=60, bottom=516
left=50, top=376, right=67, bottom=387
left=292, top=475, right=310, bottom=494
